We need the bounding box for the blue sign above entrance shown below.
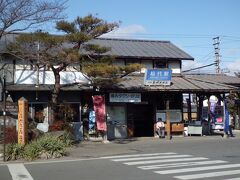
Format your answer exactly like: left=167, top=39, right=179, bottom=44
left=144, top=69, right=172, bottom=86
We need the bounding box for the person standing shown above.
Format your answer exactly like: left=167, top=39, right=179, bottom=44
left=156, top=118, right=165, bottom=138
left=228, top=116, right=234, bottom=137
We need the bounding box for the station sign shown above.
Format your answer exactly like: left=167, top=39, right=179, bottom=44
left=144, top=69, right=172, bottom=86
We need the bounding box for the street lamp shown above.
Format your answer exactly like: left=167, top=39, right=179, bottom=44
left=2, top=73, right=6, bottom=161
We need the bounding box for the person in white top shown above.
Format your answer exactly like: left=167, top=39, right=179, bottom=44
left=228, top=115, right=234, bottom=137
left=156, top=118, right=165, bottom=138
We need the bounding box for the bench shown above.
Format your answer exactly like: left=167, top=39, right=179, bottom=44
left=165, top=123, right=184, bottom=135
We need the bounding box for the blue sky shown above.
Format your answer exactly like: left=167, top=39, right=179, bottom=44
left=50, top=0, right=240, bottom=75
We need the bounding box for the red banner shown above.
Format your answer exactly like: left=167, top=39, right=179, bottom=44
left=92, top=95, right=107, bottom=131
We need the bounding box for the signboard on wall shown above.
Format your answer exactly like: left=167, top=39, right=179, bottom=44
left=109, top=93, right=141, bottom=103
left=144, top=69, right=172, bottom=86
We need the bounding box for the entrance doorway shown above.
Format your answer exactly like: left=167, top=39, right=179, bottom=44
left=127, top=104, right=154, bottom=137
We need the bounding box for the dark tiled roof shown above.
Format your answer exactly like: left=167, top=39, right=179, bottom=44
left=81, top=38, right=194, bottom=60
left=185, top=74, right=240, bottom=86
left=6, top=74, right=239, bottom=93
left=108, top=74, right=238, bottom=92
left=0, top=33, right=73, bottom=54
left=1, top=34, right=194, bottom=60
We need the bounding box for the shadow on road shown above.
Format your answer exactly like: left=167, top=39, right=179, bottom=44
left=111, top=138, right=139, bottom=144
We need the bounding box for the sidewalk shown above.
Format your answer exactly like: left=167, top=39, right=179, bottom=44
left=65, top=129, right=240, bottom=159
left=0, top=129, right=239, bottom=163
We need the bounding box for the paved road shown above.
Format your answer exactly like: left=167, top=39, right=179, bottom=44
left=1, top=134, right=240, bottom=180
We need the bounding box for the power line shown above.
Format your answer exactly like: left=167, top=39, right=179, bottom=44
left=199, top=51, right=215, bottom=62
left=182, top=63, right=217, bottom=73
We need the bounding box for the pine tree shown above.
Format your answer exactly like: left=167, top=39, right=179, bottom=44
left=7, top=14, right=142, bottom=121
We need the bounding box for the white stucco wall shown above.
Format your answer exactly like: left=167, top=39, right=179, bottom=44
left=168, top=61, right=181, bottom=74
left=14, top=70, right=90, bottom=85
left=142, top=61, right=153, bottom=69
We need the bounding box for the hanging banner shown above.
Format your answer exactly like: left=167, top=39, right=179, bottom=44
left=210, top=100, right=217, bottom=123
left=92, top=95, right=107, bottom=131
left=224, top=100, right=230, bottom=134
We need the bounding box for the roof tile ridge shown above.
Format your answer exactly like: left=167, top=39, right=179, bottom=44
left=185, top=75, right=236, bottom=88
left=96, top=37, right=170, bottom=43
left=181, top=76, right=203, bottom=89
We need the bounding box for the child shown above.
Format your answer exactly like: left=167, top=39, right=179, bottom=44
left=156, top=118, right=165, bottom=138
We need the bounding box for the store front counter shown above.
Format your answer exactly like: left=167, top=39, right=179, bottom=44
left=187, top=121, right=203, bottom=136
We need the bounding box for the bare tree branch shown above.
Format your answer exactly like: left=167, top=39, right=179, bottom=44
left=0, top=0, right=67, bottom=39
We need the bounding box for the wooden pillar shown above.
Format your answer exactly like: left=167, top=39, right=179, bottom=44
left=166, top=99, right=171, bottom=140
left=18, top=97, right=28, bottom=145
left=207, top=95, right=211, bottom=123
left=197, top=94, right=204, bottom=121
left=207, top=95, right=212, bottom=135
left=197, top=94, right=200, bottom=120
left=154, top=106, right=157, bottom=137
left=237, top=104, right=240, bottom=129
left=187, top=93, right=192, bottom=121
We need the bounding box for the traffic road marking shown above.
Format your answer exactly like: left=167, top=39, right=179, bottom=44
left=8, top=163, right=34, bottom=180
left=175, top=170, right=240, bottom=180
left=155, top=163, right=240, bottom=174
left=112, top=154, right=193, bottom=162
left=106, top=152, right=240, bottom=179
left=99, top=152, right=176, bottom=159
left=138, top=160, right=227, bottom=170
left=123, top=157, right=208, bottom=165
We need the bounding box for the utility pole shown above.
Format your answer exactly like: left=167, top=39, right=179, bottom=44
left=213, top=37, right=221, bottom=74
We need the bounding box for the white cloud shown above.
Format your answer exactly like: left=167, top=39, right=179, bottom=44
left=100, top=24, right=147, bottom=39
left=226, top=59, right=240, bottom=75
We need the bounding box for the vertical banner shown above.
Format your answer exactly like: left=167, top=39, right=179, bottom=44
left=18, top=97, right=28, bottom=145
left=210, top=100, right=217, bottom=123
left=224, top=100, right=230, bottom=134
left=92, top=95, right=107, bottom=131
left=89, top=110, right=96, bottom=134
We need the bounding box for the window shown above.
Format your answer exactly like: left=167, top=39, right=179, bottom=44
left=126, top=59, right=141, bottom=65
left=154, top=61, right=167, bottom=68
left=29, top=104, right=48, bottom=123
left=56, top=104, right=80, bottom=122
